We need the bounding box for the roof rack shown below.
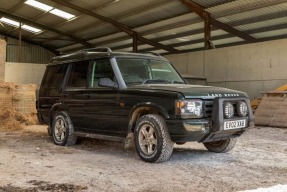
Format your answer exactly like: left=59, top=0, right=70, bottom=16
left=80, top=47, right=112, bottom=54
left=142, top=52, right=162, bottom=57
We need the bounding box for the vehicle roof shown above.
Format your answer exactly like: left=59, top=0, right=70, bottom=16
left=48, top=47, right=169, bottom=65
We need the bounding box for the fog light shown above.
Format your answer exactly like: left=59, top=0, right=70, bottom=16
left=224, top=102, right=234, bottom=119
left=237, top=101, right=248, bottom=117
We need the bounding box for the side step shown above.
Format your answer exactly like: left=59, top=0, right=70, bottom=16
left=73, top=132, right=125, bottom=142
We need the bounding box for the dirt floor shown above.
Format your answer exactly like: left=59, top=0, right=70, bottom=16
left=0, top=126, right=286, bottom=192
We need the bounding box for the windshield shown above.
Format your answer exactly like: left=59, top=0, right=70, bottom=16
left=116, top=58, right=185, bottom=86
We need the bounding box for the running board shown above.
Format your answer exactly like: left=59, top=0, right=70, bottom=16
left=73, top=132, right=125, bottom=142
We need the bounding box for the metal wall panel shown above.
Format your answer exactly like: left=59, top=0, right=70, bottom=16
left=1, top=37, right=55, bottom=64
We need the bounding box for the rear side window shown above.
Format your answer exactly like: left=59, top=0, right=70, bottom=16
left=66, top=61, right=89, bottom=88
left=43, top=65, right=67, bottom=92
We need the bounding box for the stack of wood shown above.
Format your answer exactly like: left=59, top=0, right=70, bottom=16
left=254, top=84, right=287, bottom=127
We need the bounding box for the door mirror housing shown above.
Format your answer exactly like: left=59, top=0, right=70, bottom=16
left=98, top=78, right=118, bottom=88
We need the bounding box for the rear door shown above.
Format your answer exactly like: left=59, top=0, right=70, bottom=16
left=61, top=60, right=89, bottom=130
left=38, top=64, right=68, bottom=124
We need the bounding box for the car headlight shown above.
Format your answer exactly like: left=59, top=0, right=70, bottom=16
left=237, top=101, right=248, bottom=117
left=176, top=100, right=203, bottom=118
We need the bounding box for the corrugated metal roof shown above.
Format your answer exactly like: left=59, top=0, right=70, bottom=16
left=117, top=1, right=190, bottom=28
left=236, top=17, right=287, bottom=31
left=71, top=0, right=118, bottom=11
left=0, top=0, right=287, bottom=56
left=193, top=0, right=234, bottom=8
left=0, top=0, right=20, bottom=9
left=253, top=29, right=287, bottom=39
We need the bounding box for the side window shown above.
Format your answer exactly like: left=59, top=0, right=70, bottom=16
left=66, top=61, right=89, bottom=88
left=89, top=59, right=115, bottom=88
left=41, top=64, right=68, bottom=96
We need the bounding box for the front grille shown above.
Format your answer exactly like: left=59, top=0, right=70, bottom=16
left=204, top=100, right=213, bottom=118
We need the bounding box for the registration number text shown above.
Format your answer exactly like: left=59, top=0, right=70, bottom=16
left=224, top=120, right=246, bottom=130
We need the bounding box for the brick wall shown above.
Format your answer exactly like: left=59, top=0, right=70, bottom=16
left=0, top=39, right=7, bottom=82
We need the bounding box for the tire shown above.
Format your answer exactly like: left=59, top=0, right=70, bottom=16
left=52, top=111, right=77, bottom=146
left=134, top=114, right=173, bottom=163
left=203, top=138, right=237, bottom=153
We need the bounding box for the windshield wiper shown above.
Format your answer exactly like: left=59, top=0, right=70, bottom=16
left=142, top=79, right=170, bottom=84
left=126, top=81, right=143, bottom=85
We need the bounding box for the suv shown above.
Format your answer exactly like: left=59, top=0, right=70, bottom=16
left=37, top=48, right=254, bottom=163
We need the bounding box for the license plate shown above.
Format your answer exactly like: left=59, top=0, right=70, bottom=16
left=224, top=120, right=246, bottom=130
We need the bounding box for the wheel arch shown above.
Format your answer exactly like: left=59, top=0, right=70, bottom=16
left=128, top=103, right=170, bottom=133
left=49, top=103, right=69, bottom=126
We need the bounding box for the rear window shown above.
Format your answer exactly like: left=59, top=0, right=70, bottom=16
left=66, top=61, right=89, bottom=88
left=42, top=64, right=67, bottom=89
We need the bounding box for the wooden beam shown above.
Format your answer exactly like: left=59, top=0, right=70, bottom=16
left=179, top=0, right=258, bottom=43
left=49, top=0, right=179, bottom=53
left=210, top=18, right=258, bottom=42
left=0, top=10, right=92, bottom=48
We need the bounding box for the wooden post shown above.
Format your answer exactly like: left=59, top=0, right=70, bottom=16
left=18, top=22, right=22, bottom=63
left=133, top=35, right=138, bottom=53
left=0, top=38, right=6, bottom=82
left=204, top=13, right=211, bottom=49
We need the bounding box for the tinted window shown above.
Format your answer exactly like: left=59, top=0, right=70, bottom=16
left=88, top=59, right=115, bottom=88
left=41, top=64, right=68, bottom=96
left=66, top=61, right=89, bottom=88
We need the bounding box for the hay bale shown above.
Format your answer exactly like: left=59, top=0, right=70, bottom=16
left=0, top=82, right=38, bottom=131
left=13, top=84, right=37, bottom=114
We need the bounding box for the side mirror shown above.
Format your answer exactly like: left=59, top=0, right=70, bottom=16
left=98, top=78, right=117, bottom=88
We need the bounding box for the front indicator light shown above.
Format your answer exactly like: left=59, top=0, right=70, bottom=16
left=176, top=100, right=203, bottom=118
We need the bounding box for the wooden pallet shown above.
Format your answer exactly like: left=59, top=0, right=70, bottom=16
left=251, top=84, right=287, bottom=112
left=255, top=92, right=287, bottom=128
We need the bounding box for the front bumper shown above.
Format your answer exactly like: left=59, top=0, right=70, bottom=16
left=167, top=118, right=252, bottom=143
left=167, top=97, right=255, bottom=143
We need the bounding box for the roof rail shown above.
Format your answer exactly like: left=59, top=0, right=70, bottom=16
left=80, top=47, right=112, bottom=54
left=142, top=52, right=162, bottom=57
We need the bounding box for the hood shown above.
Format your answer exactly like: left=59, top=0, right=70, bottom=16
left=130, top=84, right=248, bottom=99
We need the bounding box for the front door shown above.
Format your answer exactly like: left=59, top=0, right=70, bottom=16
left=83, top=59, right=124, bottom=137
